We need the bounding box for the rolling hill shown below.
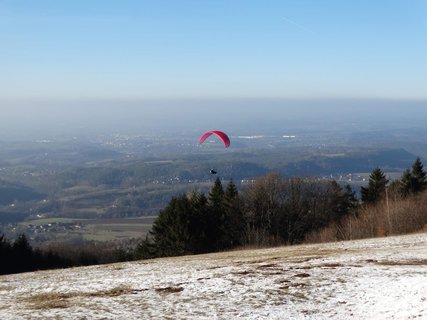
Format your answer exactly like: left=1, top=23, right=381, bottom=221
left=1, top=233, right=425, bottom=319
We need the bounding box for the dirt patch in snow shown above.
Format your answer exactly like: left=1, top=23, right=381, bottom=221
left=155, top=286, right=184, bottom=294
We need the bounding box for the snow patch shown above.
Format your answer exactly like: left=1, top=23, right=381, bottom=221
left=1, top=233, right=426, bottom=319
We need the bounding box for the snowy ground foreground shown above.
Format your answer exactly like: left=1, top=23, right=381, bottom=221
left=1, top=233, right=426, bottom=320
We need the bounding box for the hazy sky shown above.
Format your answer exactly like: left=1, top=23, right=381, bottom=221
left=1, top=0, right=427, bottom=101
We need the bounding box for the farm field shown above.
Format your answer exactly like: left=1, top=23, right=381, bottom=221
left=18, top=216, right=155, bottom=242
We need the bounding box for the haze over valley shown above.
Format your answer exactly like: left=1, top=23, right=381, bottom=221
left=0, top=99, right=425, bottom=242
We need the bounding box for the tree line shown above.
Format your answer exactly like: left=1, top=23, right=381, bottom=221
left=0, top=234, right=135, bottom=275
left=136, top=175, right=358, bottom=258
left=0, top=234, right=71, bottom=274
left=361, top=157, right=427, bottom=203
left=307, top=157, right=427, bottom=242
left=137, top=157, right=427, bottom=259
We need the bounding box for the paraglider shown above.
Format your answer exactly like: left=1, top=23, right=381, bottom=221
left=199, top=130, right=230, bottom=148
left=199, top=130, right=230, bottom=175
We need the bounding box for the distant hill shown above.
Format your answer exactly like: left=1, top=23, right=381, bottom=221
left=0, top=146, right=419, bottom=223
left=281, top=148, right=416, bottom=176
left=0, top=180, right=45, bottom=223
left=0, top=180, right=45, bottom=205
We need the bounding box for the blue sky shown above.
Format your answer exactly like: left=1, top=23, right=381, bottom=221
left=1, top=0, right=427, bottom=100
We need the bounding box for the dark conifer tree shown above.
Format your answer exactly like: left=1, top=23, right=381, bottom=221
left=222, top=179, right=243, bottom=248
left=400, top=158, right=427, bottom=196
left=224, top=179, right=238, bottom=205
left=135, top=236, right=158, bottom=260
left=207, top=178, right=225, bottom=250
left=326, top=181, right=358, bottom=221
left=208, top=177, right=224, bottom=207
left=149, top=195, right=193, bottom=257
left=411, top=157, right=427, bottom=192
left=360, top=168, right=388, bottom=204
left=0, top=234, right=12, bottom=274
left=12, top=234, right=34, bottom=273
left=187, top=192, right=210, bottom=253
left=342, top=184, right=359, bottom=213
left=400, top=168, right=414, bottom=197
left=138, top=191, right=215, bottom=258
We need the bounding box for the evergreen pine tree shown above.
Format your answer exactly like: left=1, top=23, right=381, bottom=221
left=222, top=180, right=243, bottom=248
left=400, top=158, right=427, bottom=196
left=149, top=195, right=193, bottom=257
left=208, top=177, right=224, bottom=207
left=331, top=183, right=358, bottom=219
left=411, top=157, right=427, bottom=192
left=361, top=168, right=388, bottom=204
left=400, top=168, right=413, bottom=197
left=343, top=184, right=358, bottom=211
left=187, top=192, right=210, bottom=253
left=139, top=192, right=215, bottom=258
left=224, top=179, right=238, bottom=206
left=207, top=178, right=225, bottom=250
left=12, top=234, right=34, bottom=273
left=0, top=234, right=12, bottom=274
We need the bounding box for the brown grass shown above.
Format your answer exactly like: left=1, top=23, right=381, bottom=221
left=319, top=263, right=343, bottom=268
left=305, top=191, right=427, bottom=243
left=24, top=292, right=73, bottom=310
left=0, top=285, right=16, bottom=292
left=372, top=259, right=427, bottom=266
left=23, top=285, right=134, bottom=310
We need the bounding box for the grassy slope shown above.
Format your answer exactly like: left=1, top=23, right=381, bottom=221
left=1, top=232, right=425, bottom=319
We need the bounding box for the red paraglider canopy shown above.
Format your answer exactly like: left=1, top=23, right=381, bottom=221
left=199, top=130, right=230, bottom=148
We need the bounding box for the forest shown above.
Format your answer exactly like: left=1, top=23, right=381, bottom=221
left=136, top=158, right=427, bottom=259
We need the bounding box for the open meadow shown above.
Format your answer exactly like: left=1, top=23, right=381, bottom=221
left=1, top=232, right=426, bottom=319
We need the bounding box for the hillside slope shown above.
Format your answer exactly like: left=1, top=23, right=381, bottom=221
left=1, top=233, right=426, bottom=319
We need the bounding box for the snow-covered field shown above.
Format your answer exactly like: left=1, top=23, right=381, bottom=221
left=1, top=233, right=426, bottom=319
